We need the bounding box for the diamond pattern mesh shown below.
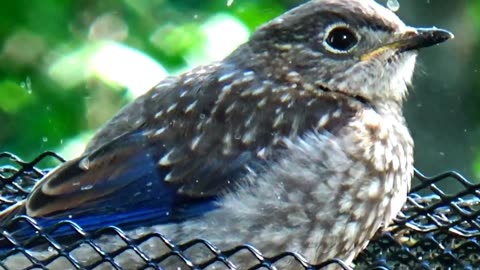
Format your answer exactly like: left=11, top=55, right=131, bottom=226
left=0, top=152, right=478, bottom=269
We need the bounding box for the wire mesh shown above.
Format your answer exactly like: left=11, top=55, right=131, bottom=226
left=0, top=152, right=479, bottom=270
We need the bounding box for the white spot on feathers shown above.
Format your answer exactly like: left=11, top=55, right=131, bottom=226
left=153, top=127, right=167, bottom=137
left=154, top=110, right=164, bottom=119
left=159, top=148, right=176, bottom=166
left=316, top=114, right=330, bottom=129
left=257, top=97, right=268, bottom=108
left=218, top=72, right=236, bottom=83
left=273, top=112, right=284, bottom=128
left=184, top=101, right=198, bottom=114
left=252, top=86, right=266, bottom=96
left=166, top=103, right=177, bottom=113
left=190, top=135, right=202, bottom=151
left=241, top=128, right=257, bottom=145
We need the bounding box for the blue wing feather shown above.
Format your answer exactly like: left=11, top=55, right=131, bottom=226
left=0, top=131, right=239, bottom=242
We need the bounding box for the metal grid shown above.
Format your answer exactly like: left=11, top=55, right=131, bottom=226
left=0, top=152, right=479, bottom=269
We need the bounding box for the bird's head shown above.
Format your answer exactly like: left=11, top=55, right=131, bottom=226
left=240, top=0, right=453, bottom=107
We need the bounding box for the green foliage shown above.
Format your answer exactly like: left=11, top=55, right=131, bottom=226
left=0, top=80, right=34, bottom=113
left=0, top=0, right=291, bottom=161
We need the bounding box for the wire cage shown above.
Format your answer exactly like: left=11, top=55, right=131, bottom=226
left=0, top=151, right=479, bottom=270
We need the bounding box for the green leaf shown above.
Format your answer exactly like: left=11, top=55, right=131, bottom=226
left=0, top=80, right=35, bottom=113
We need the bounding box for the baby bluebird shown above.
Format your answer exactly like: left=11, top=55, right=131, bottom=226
left=0, top=0, right=452, bottom=269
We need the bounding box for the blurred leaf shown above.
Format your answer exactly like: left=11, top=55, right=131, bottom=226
left=150, top=23, right=205, bottom=56
left=0, top=80, right=35, bottom=113
left=474, top=154, right=480, bottom=180
left=48, top=41, right=168, bottom=98
left=468, top=1, right=480, bottom=31
left=230, top=2, right=284, bottom=31
left=184, top=13, right=250, bottom=68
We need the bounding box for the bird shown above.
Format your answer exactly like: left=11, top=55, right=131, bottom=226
left=0, top=0, right=453, bottom=269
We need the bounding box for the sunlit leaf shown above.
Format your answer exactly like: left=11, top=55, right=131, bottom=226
left=185, top=13, right=250, bottom=68
left=48, top=41, right=168, bottom=98
left=150, top=23, right=205, bottom=57
left=88, top=42, right=168, bottom=97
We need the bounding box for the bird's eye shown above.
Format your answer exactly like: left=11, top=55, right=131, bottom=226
left=324, top=25, right=359, bottom=53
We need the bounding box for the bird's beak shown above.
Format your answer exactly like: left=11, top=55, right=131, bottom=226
left=394, top=28, right=454, bottom=52
left=361, top=27, right=454, bottom=62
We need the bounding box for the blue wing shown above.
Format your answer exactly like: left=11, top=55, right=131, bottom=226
left=0, top=131, right=258, bottom=242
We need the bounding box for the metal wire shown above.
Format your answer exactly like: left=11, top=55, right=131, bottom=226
left=0, top=152, right=478, bottom=269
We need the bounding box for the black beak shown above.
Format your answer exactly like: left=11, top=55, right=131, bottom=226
left=361, top=27, right=453, bottom=61
left=398, top=27, right=454, bottom=52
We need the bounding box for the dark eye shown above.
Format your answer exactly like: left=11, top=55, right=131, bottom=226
left=324, top=26, right=359, bottom=53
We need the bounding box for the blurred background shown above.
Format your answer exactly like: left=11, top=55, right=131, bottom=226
left=0, top=0, right=477, bottom=185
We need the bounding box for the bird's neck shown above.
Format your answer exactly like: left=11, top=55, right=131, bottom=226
left=371, top=99, right=404, bottom=119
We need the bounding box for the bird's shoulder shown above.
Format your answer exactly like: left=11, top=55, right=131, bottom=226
left=83, top=60, right=376, bottom=196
